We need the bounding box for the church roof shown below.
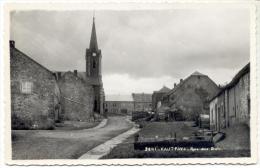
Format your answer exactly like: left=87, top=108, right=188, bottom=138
left=191, top=71, right=206, bottom=76
left=106, top=95, right=133, bottom=102
left=89, top=17, right=98, bottom=51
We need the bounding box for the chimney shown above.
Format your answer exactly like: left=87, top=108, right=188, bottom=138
left=174, top=83, right=177, bottom=88
left=180, top=79, right=183, bottom=83
left=10, top=40, right=15, bottom=48
left=74, top=70, right=77, bottom=76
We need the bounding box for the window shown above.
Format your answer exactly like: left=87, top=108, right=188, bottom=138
left=21, top=81, right=33, bottom=94
left=93, top=61, right=96, bottom=68
left=92, top=52, right=96, bottom=57
left=170, top=95, right=175, bottom=100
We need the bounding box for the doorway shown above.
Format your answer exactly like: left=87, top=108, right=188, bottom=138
left=94, top=100, right=98, bottom=113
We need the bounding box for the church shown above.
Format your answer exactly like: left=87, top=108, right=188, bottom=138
left=10, top=17, right=105, bottom=129
left=54, top=17, right=105, bottom=121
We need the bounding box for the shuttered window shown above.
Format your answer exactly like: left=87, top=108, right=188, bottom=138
left=21, top=81, right=33, bottom=94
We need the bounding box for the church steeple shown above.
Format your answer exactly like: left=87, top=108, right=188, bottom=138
left=89, top=16, right=98, bottom=51
left=85, top=14, right=104, bottom=115
left=86, top=15, right=102, bottom=78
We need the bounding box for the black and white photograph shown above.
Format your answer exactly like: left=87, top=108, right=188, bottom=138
left=2, top=1, right=258, bottom=165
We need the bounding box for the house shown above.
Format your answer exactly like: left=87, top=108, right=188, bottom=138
left=10, top=16, right=105, bottom=129
left=10, top=41, right=60, bottom=129
left=209, top=63, right=250, bottom=131
left=105, top=95, right=134, bottom=115
left=152, top=86, right=171, bottom=112
left=161, top=71, right=220, bottom=121
left=132, top=93, right=152, bottom=112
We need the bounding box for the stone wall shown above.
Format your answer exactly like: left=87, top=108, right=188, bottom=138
left=132, top=93, right=152, bottom=112
left=10, top=47, right=59, bottom=129
left=163, top=75, right=219, bottom=121
left=210, top=92, right=226, bottom=131
left=134, top=102, right=152, bottom=112
left=210, top=68, right=250, bottom=131
left=105, top=101, right=134, bottom=115
left=235, top=73, right=250, bottom=124
left=57, top=72, right=94, bottom=121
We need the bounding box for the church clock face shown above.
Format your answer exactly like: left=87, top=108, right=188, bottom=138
left=92, top=52, right=97, bottom=57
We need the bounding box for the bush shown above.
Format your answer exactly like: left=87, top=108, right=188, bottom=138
left=132, top=111, right=149, bottom=121
left=34, top=118, right=55, bottom=130
left=11, top=113, right=55, bottom=130
left=11, top=113, right=33, bottom=130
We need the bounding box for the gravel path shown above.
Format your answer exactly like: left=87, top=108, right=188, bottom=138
left=216, top=124, right=250, bottom=150
left=12, top=116, right=133, bottom=159
left=15, top=116, right=131, bottom=140
left=79, top=118, right=139, bottom=159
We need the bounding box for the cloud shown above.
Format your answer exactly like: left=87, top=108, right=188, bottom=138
left=10, top=9, right=250, bottom=93
left=103, top=74, right=178, bottom=94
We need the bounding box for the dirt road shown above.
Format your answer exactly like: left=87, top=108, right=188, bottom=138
left=12, top=116, right=133, bottom=159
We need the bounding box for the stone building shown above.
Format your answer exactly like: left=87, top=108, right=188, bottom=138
left=152, top=86, right=171, bottom=112
left=105, top=95, right=134, bottom=115
left=10, top=41, right=60, bottom=129
left=209, top=63, right=250, bottom=131
left=10, top=17, right=105, bottom=129
left=132, top=93, right=152, bottom=112
left=84, top=17, right=105, bottom=115
left=55, top=71, right=95, bottom=121
left=161, top=71, right=220, bottom=121
left=55, top=17, right=105, bottom=120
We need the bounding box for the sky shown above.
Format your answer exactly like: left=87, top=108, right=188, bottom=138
left=10, top=9, right=250, bottom=95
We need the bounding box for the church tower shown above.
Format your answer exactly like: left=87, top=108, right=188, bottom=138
left=86, top=17, right=104, bottom=115
left=86, top=17, right=102, bottom=77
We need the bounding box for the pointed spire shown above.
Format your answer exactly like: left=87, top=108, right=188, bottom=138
left=89, top=16, right=98, bottom=51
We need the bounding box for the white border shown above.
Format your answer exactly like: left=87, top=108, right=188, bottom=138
left=3, top=0, right=258, bottom=165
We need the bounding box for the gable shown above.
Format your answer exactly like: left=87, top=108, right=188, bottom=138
left=10, top=48, right=55, bottom=80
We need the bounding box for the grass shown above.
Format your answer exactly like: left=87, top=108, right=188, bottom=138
left=12, top=125, right=131, bottom=159
left=12, top=136, right=100, bottom=159
left=137, top=121, right=198, bottom=139
left=102, top=121, right=250, bottom=159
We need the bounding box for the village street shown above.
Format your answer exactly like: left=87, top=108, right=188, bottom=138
left=8, top=8, right=252, bottom=161
left=12, top=116, right=134, bottom=159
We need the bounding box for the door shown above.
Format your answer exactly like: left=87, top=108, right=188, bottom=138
left=215, top=105, right=217, bottom=131
left=217, top=106, right=221, bottom=131
left=94, top=100, right=98, bottom=113
left=54, top=103, right=60, bottom=122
